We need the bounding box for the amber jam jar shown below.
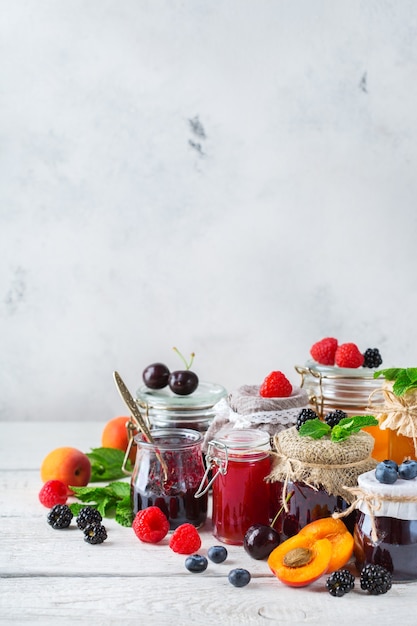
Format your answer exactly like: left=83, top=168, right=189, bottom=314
left=353, top=470, right=417, bottom=582
left=202, top=428, right=271, bottom=545
left=295, top=361, right=388, bottom=461
left=136, top=382, right=227, bottom=434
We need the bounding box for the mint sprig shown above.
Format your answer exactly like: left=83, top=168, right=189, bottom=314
left=86, top=447, right=133, bottom=482
left=299, top=415, right=378, bottom=442
left=374, top=368, right=417, bottom=397
left=69, top=481, right=133, bottom=527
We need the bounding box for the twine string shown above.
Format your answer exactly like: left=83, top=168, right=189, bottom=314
left=368, top=388, right=417, bottom=456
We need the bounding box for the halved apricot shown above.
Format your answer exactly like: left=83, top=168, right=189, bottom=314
left=298, top=517, right=354, bottom=573
left=268, top=534, right=332, bottom=587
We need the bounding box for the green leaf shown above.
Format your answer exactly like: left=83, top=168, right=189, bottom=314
left=115, top=496, right=134, bottom=527
left=374, top=368, right=402, bottom=380
left=337, top=415, right=379, bottom=432
left=330, top=425, right=351, bottom=442
left=70, top=485, right=111, bottom=502
left=105, top=481, right=131, bottom=499
left=86, top=447, right=132, bottom=482
left=299, top=418, right=331, bottom=439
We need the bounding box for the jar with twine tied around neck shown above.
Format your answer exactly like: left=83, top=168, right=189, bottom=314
left=338, top=469, right=417, bottom=582
left=367, top=375, right=417, bottom=464
left=267, top=425, right=376, bottom=538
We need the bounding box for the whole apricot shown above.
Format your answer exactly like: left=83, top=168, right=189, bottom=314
left=101, top=416, right=137, bottom=463
left=40, top=447, right=91, bottom=490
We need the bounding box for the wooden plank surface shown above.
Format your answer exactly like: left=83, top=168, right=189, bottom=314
left=1, top=422, right=416, bottom=625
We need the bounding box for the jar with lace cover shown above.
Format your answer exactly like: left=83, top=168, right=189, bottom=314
left=267, top=426, right=376, bottom=539
left=353, top=469, right=417, bottom=581
left=202, top=384, right=309, bottom=453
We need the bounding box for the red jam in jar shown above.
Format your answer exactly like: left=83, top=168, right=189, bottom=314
left=207, top=428, right=271, bottom=545
left=131, top=428, right=208, bottom=530
left=353, top=470, right=417, bottom=581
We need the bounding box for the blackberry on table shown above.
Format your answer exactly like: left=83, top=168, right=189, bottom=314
left=326, top=569, right=355, bottom=597
left=296, top=408, right=319, bottom=431
left=83, top=523, right=108, bottom=544
left=47, top=504, right=73, bottom=529
left=76, top=506, right=103, bottom=530
left=363, top=348, right=383, bottom=369
left=360, top=564, right=392, bottom=595
left=324, top=409, right=347, bottom=428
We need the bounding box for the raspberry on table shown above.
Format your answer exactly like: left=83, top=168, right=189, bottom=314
left=310, top=337, right=338, bottom=366
left=38, top=480, right=68, bottom=508
left=169, top=523, right=202, bottom=554
left=259, top=371, right=292, bottom=398
left=83, top=523, right=108, bottom=545
left=132, top=506, right=170, bottom=543
left=335, top=343, right=364, bottom=368
left=47, top=504, right=73, bottom=529
left=76, top=506, right=103, bottom=530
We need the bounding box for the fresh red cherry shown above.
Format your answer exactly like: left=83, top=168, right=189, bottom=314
left=168, top=347, right=199, bottom=396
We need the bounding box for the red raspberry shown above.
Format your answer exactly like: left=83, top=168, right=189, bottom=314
left=132, top=506, right=170, bottom=543
left=335, top=342, right=364, bottom=368
left=169, top=523, right=201, bottom=554
left=38, top=480, right=68, bottom=508
left=259, top=371, right=292, bottom=398
left=310, top=337, right=338, bottom=365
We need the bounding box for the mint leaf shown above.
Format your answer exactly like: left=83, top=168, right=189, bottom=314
left=374, top=368, right=402, bottom=380
left=299, top=418, right=331, bottom=439
left=69, top=481, right=132, bottom=527
left=331, top=415, right=378, bottom=442
left=86, top=447, right=132, bottom=482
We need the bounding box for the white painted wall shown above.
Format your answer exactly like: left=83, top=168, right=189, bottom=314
left=2, top=1, right=417, bottom=421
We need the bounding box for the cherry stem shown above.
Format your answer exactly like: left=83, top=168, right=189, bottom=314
left=172, top=346, right=195, bottom=370
left=270, top=491, right=294, bottom=528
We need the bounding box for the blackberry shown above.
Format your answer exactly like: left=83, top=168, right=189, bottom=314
left=296, top=408, right=319, bottom=430
left=324, top=409, right=347, bottom=428
left=47, top=504, right=73, bottom=529
left=360, top=564, right=392, bottom=595
left=76, top=506, right=103, bottom=530
left=83, top=523, right=108, bottom=544
left=326, top=569, right=355, bottom=597
left=363, top=348, right=383, bottom=369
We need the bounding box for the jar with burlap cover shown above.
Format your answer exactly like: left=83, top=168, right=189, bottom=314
left=268, top=426, right=377, bottom=507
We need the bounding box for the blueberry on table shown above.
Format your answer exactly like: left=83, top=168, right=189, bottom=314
left=228, top=568, right=251, bottom=587
left=375, top=460, right=398, bottom=484
left=207, top=545, right=228, bottom=564
left=185, top=554, right=208, bottom=573
left=398, top=459, right=417, bottom=480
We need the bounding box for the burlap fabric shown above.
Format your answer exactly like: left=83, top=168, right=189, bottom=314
left=202, top=385, right=309, bottom=452
left=368, top=381, right=417, bottom=455
left=268, top=426, right=377, bottom=504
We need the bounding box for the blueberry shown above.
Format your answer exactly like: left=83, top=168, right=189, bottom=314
left=207, top=545, right=228, bottom=563
left=398, top=459, right=417, bottom=480
left=375, top=461, right=398, bottom=484
left=382, top=459, right=399, bottom=472
left=185, top=554, right=208, bottom=573
left=228, top=568, right=251, bottom=587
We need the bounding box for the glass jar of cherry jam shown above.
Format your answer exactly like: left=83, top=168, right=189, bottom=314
left=205, top=428, right=271, bottom=545
left=131, top=428, right=208, bottom=530
left=353, top=470, right=417, bottom=581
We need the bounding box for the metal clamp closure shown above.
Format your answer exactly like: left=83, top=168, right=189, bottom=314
left=194, top=440, right=228, bottom=499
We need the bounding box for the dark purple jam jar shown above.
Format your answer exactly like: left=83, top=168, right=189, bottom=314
left=353, top=469, right=417, bottom=582
left=131, top=428, right=207, bottom=530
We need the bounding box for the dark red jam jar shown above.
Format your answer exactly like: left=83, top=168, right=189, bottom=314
left=353, top=470, right=417, bottom=582
left=131, top=428, right=207, bottom=530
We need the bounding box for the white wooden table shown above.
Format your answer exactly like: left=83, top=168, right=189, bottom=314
left=1, top=421, right=415, bottom=625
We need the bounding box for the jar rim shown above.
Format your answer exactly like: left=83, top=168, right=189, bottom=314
left=211, top=427, right=270, bottom=452
left=133, top=427, right=203, bottom=450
